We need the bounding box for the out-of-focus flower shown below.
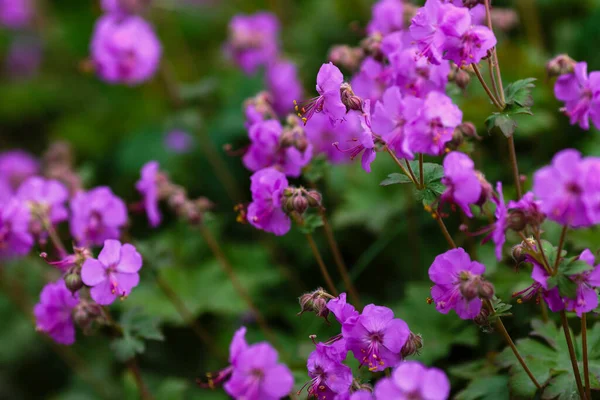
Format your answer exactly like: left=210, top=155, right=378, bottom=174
left=164, top=130, right=194, bottom=154
left=247, top=168, right=291, bottom=236
left=90, top=15, right=162, bottom=85
left=295, top=62, right=346, bottom=126
left=305, top=344, right=353, bottom=399
left=374, top=361, right=450, bottom=400
left=16, top=177, right=69, bottom=225
left=70, top=187, right=128, bottom=246
left=226, top=12, right=279, bottom=75
left=554, top=62, right=600, bottom=130
left=4, top=36, right=42, bottom=80
left=351, top=57, right=389, bottom=104
left=0, top=150, right=39, bottom=197
left=305, top=111, right=361, bottom=164
left=0, top=0, right=32, bottom=29
left=342, top=304, right=410, bottom=372
left=0, top=198, right=33, bottom=259
left=81, top=239, right=142, bottom=305
left=367, top=0, right=404, bottom=35
left=135, top=161, right=161, bottom=227
left=441, top=152, right=481, bottom=217
left=34, top=280, right=80, bottom=345
left=266, top=59, right=303, bottom=116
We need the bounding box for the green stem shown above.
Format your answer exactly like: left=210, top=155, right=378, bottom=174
left=435, top=215, right=457, bottom=250
left=583, top=313, right=592, bottom=400
left=305, top=232, right=339, bottom=297
left=385, top=147, right=417, bottom=185
left=472, top=63, right=504, bottom=109
left=127, top=358, right=155, bottom=400
left=560, top=311, right=586, bottom=399
left=553, top=225, right=568, bottom=274
left=418, top=154, right=424, bottom=188
left=404, top=159, right=420, bottom=189
left=507, top=136, right=523, bottom=200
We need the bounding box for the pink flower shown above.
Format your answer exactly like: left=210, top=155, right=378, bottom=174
left=367, top=0, right=404, bottom=35
left=563, top=249, right=600, bottom=317
left=554, top=62, right=600, bottom=130
left=81, top=240, right=142, bottom=305
left=374, top=361, right=450, bottom=400
left=441, top=152, right=482, bottom=217
left=135, top=161, right=161, bottom=227
left=16, top=176, right=69, bottom=225
left=247, top=168, right=291, bottom=236
left=296, top=62, right=346, bottom=126
left=34, top=280, right=80, bottom=345
left=0, top=198, right=33, bottom=259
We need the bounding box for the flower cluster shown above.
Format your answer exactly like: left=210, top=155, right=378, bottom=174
left=90, top=0, right=161, bottom=85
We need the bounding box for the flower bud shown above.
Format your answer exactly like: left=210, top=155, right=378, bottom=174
left=455, top=68, right=471, bottom=89
left=73, top=300, right=105, bottom=334
left=546, top=54, right=576, bottom=78
left=65, top=272, right=84, bottom=294
left=507, top=209, right=527, bottom=231
left=306, top=191, right=322, bottom=208
left=360, top=33, right=383, bottom=61
left=473, top=307, right=492, bottom=331
left=460, top=279, right=479, bottom=301
left=340, top=83, right=363, bottom=112
left=478, top=281, right=495, bottom=300
left=401, top=331, right=423, bottom=358
left=328, top=45, right=364, bottom=71
left=475, top=171, right=493, bottom=207
left=297, top=288, right=333, bottom=322
left=283, top=187, right=294, bottom=197
left=511, top=243, right=527, bottom=264
left=351, top=380, right=374, bottom=393
left=292, top=194, right=309, bottom=214
left=458, top=122, right=479, bottom=139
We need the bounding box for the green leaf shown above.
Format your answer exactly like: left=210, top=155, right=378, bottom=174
left=557, top=274, right=578, bottom=299
left=111, top=334, right=145, bottom=362
left=120, top=307, right=165, bottom=342
left=298, top=213, right=324, bottom=234
left=504, top=78, right=536, bottom=108
left=303, top=154, right=329, bottom=183
left=380, top=172, right=412, bottom=186
left=542, top=372, right=581, bottom=400
left=485, top=113, right=518, bottom=137
left=421, top=162, right=445, bottom=183
left=455, top=376, right=509, bottom=400
left=559, top=259, right=594, bottom=276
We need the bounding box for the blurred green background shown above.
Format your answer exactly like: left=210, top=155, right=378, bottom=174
left=1, top=0, right=600, bottom=399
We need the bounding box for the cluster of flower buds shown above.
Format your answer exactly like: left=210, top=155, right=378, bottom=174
left=243, top=91, right=277, bottom=128
left=360, top=33, right=384, bottom=62
left=164, top=184, right=213, bottom=226
left=73, top=299, right=107, bottom=335
left=546, top=54, right=577, bottom=78
left=283, top=187, right=322, bottom=216
left=400, top=331, right=423, bottom=358
left=297, top=287, right=335, bottom=321
left=511, top=237, right=537, bottom=265
left=328, top=45, right=364, bottom=71
left=448, top=64, right=471, bottom=90
left=42, top=245, right=93, bottom=294
left=340, top=83, right=364, bottom=113
left=458, top=271, right=495, bottom=301
left=280, top=115, right=310, bottom=152
left=42, top=141, right=83, bottom=196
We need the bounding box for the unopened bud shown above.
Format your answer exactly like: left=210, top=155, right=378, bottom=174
left=546, top=54, right=576, bottom=78
left=478, top=281, right=495, bottom=300
left=475, top=171, right=493, bottom=207
left=360, top=33, right=383, bottom=61
left=73, top=300, right=105, bottom=334
left=65, top=272, right=83, bottom=294
left=473, top=307, right=492, bottom=330
left=512, top=244, right=526, bottom=264
left=455, top=68, right=471, bottom=89
left=401, top=332, right=423, bottom=358
left=293, top=194, right=309, bottom=214
left=460, top=279, right=479, bottom=301
left=283, top=187, right=294, bottom=197
left=458, top=122, right=479, bottom=139
left=297, top=288, right=333, bottom=322
left=328, top=45, right=364, bottom=71
left=340, top=83, right=363, bottom=112
left=306, top=191, right=322, bottom=208
left=351, top=380, right=374, bottom=393
left=507, top=209, right=527, bottom=231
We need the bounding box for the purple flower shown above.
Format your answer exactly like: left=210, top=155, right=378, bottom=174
left=34, top=280, right=80, bottom=345
left=305, top=111, right=361, bottom=164
left=371, top=86, right=415, bottom=159
left=429, top=248, right=484, bottom=319
left=135, top=161, right=161, bottom=228
left=563, top=249, right=600, bottom=316
left=342, top=304, right=410, bottom=371
left=0, top=198, right=33, bottom=258
left=226, top=12, right=279, bottom=75
left=409, top=0, right=449, bottom=65
left=90, top=15, right=162, bottom=85
left=350, top=57, right=389, bottom=104
left=81, top=239, right=142, bottom=305
left=101, top=0, right=148, bottom=15
left=367, top=0, right=404, bottom=35
left=334, top=101, right=377, bottom=173
left=554, top=62, right=600, bottom=130
left=224, top=341, right=294, bottom=400
left=387, top=47, right=450, bottom=98
left=0, top=150, right=39, bottom=196
left=489, top=182, right=507, bottom=260
left=242, top=119, right=313, bottom=178
left=266, top=59, right=303, bottom=116
left=4, top=36, right=43, bottom=80
left=247, top=168, right=291, bottom=236
left=441, top=9, right=496, bottom=67
left=533, top=149, right=592, bottom=227
left=527, top=262, right=565, bottom=312
left=0, top=0, right=31, bottom=29
left=16, top=177, right=69, bottom=225
left=441, top=152, right=481, bottom=217
left=297, top=62, right=346, bottom=126
left=70, top=187, right=128, bottom=246
left=164, top=130, right=194, bottom=154
left=374, top=361, right=450, bottom=400
left=327, top=293, right=359, bottom=325
left=305, top=343, right=353, bottom=399
left=582, top=157, right=600, bottom=224
left=405, top=91, right=462, bottom=156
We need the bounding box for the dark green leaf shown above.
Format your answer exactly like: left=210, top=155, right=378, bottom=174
left=504, top=78, right=536, bottom=108
left=559, top=259, right=594, bottom=276
left=542, top=372, right=581, bottom=400
left=421, top=162, right=444, bottom=183
left=298, top=213, right=324, bottom=234
left=380, top=172, right=412, bottom=186
left=111, top=334, right=145, bottom=362
left=304, top=154, right=329, bottom=183
left=485, top=113, right=517, bottom=137
left=557, top=274, right=578, bottom=298
left=120, top=307, right=165, bottom=342
left=455, top=376, right=509, bottom=400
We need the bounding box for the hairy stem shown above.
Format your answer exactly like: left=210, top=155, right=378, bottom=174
left=404, top=159, right=420, bottom=189
left=486, top=300, right=541, bottom=389
left=385, top=147, right=417, bottom=185
left=319, top=209, right=360, bottom=307
left=44, top=221, right=67, bottom=257
left=560, top=311, right=586, bottom=399
left=554, top=225, right=569, bottom=273
left=127, top=358, right=154, bottom=400
left=199, top=226, right=277, bottom=345
left=305, top=232, right=339, bottom=297
left=472, top=63, right=503, bottom=109
left=583, top=313, right=592, bottom=399
left=434, top=214, right=457, bottom=249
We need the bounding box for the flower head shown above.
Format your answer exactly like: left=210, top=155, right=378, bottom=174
left=70, top=187, right=128, bottom=246
left=350, top=57, right=389, bottom=104
left=563, top=249, right=600, bottom=316
left=405, top=91, right=462, bottom=156
left=296, top=62, right=346, bottom=126
left=304, top=343, right=353, bottom=399
left=305, top=111, right=361, bottom=164
left=16, top=177, right=69, bottom=225
left=90, top=15, right=162, bottom=85
left=0, top=0, right=32, bottom=29
left=0, top=150, right=38, bottom=197
left=164, top=130, right=194, bottom=154
left=0, top=198, right=33, bottom=259
left=440, top=7, right=496, bottom=66
left=81, top=239, right=142, bottom=305
left=135, top=161, right=161, bottom=227
left=247, top=168, right=291, bottom=236
left=342, top=304, right=410, bottom=371
left=34, top=280, right=80, bottom=345
left=554, top=62, right=600, bottom=130
left=367, top=0, right=404, bottom=35
left=409, top=0, right=449, bottom=65
left=327, top=293, right=360, bottom=325
left=428, top=248, right=485, bottom=319
left=387, top=47, right=450, bottom=98
left=374, top=361, right=450, bottom=400
left=266, top=59, right=303, bottom=116
left=441, top=152, right=481, bottom=217
left=226, top=12, right=279, bottom=75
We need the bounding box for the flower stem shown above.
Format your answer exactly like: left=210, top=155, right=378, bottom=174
left=507, top=136, right=522, bottom=200
left=127, top=358, right=154, bottom=400
left=472, top=63, right=504, bottom=110
left=418, top=154, right=425, bottom=188
left=434, top=214, right=457, bottom=249
left=199, top=226, right=278, bottom=345
left=583, top=313, right=592, bottom=400
left=44, top=220, right=67, bottom=257
left=560, top=310, right=586, bottom=399
left=319, top=208, right=360, bottom=307
left=553, top=225, right=569, bottom=273
left=539, top=294, right=549, bottom=323
left=486, top=300, right=541, bottom=389
left=404, top=159, right=420, bottom=189
left=305, top=232, right=339, bottom=297
left=385, top=147, right=417, bottom=185
left=154, top=274, right=225, bottom=361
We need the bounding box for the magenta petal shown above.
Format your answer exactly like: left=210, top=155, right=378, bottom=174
left=421, top=367, right=451, bottom=400
left=113, top=272, right=140, bottom=296
left=98, top=239, right=122, bottom=266
left=81, top=259, right=107, bottom=286
left=382, top=318, right=409, bottom=353
left=261, top=364, right=294, bottom=398
left=90, top=279, right=117, bottom=305
left=116, top=244, right=142, bottom=273
left=392, top=361, right=425, bottom=393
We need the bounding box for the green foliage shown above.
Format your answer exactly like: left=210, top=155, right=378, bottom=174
left=380, top=172, right=413, bottom=186
left=111, top=308, right=164, bottom=362
left=485, top=77, right=536, bottom=137
left=298, top=213, right=324, bottom=234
